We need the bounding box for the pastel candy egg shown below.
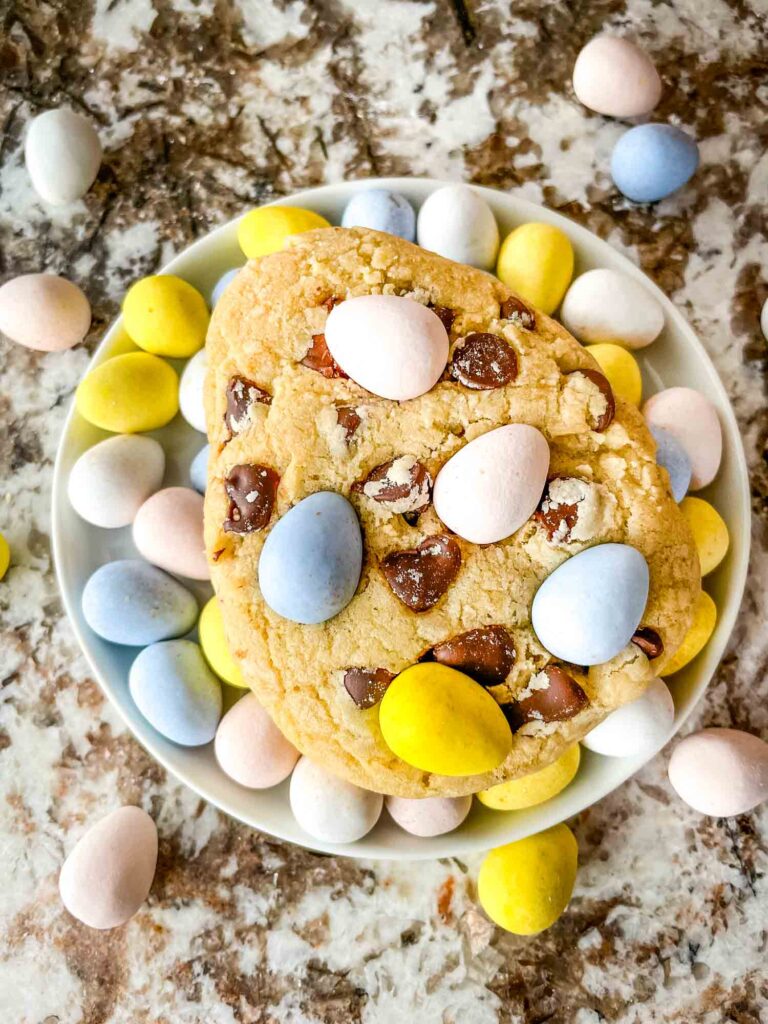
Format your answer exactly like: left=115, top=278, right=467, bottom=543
left=238, top=206, right=330, bottom=259
left=342, top=188, right=416, bottom=241
left=0, top=533, right=9, bottom=580
left=532, top=543, right=650, bottom=665
left=76, top=352, right=179, bottom=433
left=258, top=491, right=362, bottom=624
left=585, top=343, right=642, bottom=406
left=582, top=678, right=674, bottom=758
left=379, top=663, right=512, bottom=776
left=59, top=806, right=157, bottom=930
left=668, top=728, right=768, bottom=817
left=650, top=426, right=692, bottom=502
left=478, top=745, right=580, bottom=810
left=179, top=349, right=207, bottom=433
left=25, top=108, right=102, bottom=205
left=385, top=794, right=472, bottom=837
left=680, top=497, right=729, bottom=576
left=133, top=487, right=209, bottom=581
left=560, top=268, right=664, bottom=350
left=0, top=273, right=91, bottom=352
left=478, top=824, right=578, bottom=935
left=289, top=756, right=383, bottom=844
left=211, top=268, right=240, bottom=307
left=496, top=223, right=574, bottom=314
left=572, top=36, right=662, bottom=118
left=433, top=424, right=550, bottom=544
left=416, top=184, right=499, bottom=271
left=215, top=693, right=299, bottom=788
left=123, top=275, right=208, bottom=359
left=761, top=297, right=768, bottom=342
left=199, top=595, right=245, bottom=687
left=325, top=295, right=448, bottom=401
left=642, top=387, right=722, bottom=489
left=82, top=560, right=197, bottom=646
left=68, top=434, right=165, bottom=528
left=611, top=124, right=699, bottom=203
left=661, top=591, right=716, bottom=676
left=189, top=443, right=210, bottom=494
left=129, top=639, right=222, bottom=746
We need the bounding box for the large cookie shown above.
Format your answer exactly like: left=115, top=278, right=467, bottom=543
left=204, top=227, right=700, bottom=798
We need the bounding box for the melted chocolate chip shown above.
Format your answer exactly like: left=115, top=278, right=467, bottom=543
left=502, top=665, right=588, bottom=732
left=429, top=303, right=457, bottom=333
left=223, top=464, right=279, bottom=534
left=571, top=368, right=615, bottom=432
left=535, top=478, right=580, bottom=543
left=343, top=667, right=394, bottom=709
left=352, top=456, right=432, bottom=513
left=429, top=625, right=515, bottom=687
left=336, top=405, right=361, bottom=442
left=225, top=376, right=271, bottom=436
left=632, top=626, right=664, bottom=659
left=449, top=333, right=518, bottom=390
left=300, top=334, right=348, bottom=379
left=500, top=296, right=536, bottom=330
left=381, top=534, right=461, bottom=612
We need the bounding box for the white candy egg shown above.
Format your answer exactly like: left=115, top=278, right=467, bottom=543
left=416, top=184, right=500, bottom=270
left=668, top=728, right=768, bottom=817
left=572, top=36, right=662, bottom=118
left=642, top=387, right=722, bottom=490
left=68, top=434, right=165, bottom=529
left=582, top=678, right=674, bottom=758
left=560, top=269, right=664, bottom=350
left=25, top=108, right=102, bottom=205
left=0, top=273, right=91, bottom=352
left=289, top=756, right=383, bottom=844
left=179, top=349, right=207, bottom=433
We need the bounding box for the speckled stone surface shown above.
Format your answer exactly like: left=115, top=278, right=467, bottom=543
left=1, top=1, right=767, bottom=1021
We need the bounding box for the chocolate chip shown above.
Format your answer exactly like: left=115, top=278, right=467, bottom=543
left=223, top=464, right=279, bottom=534
left=402, top=511, right=422, bottom=527
left=429, top=303, right=457, bottom=333
left=429, top=625, right=515, bottom=687
left=352, top=456, right=432, bottom=514
left=343, top=667, right=394, bottom=709
left=502, top=665, right=588, bottom=732
left=449, top=333, right=518, bottom=390
left=336, top=405, right=361, bottom=442
left=322, top=295, right=343, bottom=312
left=571, top=368, right=615, bottom=432
left=300, top=334, right=348, bottom=379
left=632, top=626, right=664, bottom=659
left=225, top=376, right=271, bottom=436
left=381, top=534, right=461, bottom=612
left=535, top=478, right=580, bottom=542
left=500, top=296, right=536, bottom=330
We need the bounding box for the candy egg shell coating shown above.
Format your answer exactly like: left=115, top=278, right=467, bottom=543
left=642, top=387, right=722, bottom=490
left=325, top=294, right=448, bottom=401
left=416, top=184, right=500, bottom=271
left=215, top=692, right=299, bottom=788
left=661, top=590, right=716, bottom=676
left=342, top=188, right=416, bottom=241
left=199, top=595, right=245, bottom=687
left=190, top=443, right=210, bottom=494
left=478, top=745, right=580, bottom=810
left=289, top=756, right=383, bottom=844
left=0, top=533, right=9, bottom=580
left=680, top=497, right=729, bottom=576
left=133, top=486, right=209, bottom=581
left=123, top=275, right=209, bottom=359
left=238, top=206, right=331, bottom=260
left=585, top=344, right=642, bottom=406
left=496, top=223, right=574, bottom=315
left=433, top=424, right=550, bottom=544
left=59, top=806, right=157, bottom=930
left=668, top=728, right=768, bottom=817
left=582, top=678, right=674, bottom=758
left=68, top=434, right=165, bottom=529
left=179, top=349, right=207, bottom=433
left=650, top=426, right=692, bottom=502
left=611, top=124, right=699, bottom=203
left=560, top=268, right=664, bottom=350
left=0, top=273, right=91, bottom=352
left=211, top=268, right=241, bottom=307
left=129, top=639, right=222, bottom=746
left=76, top=352, right=179, bottom=433
left=532, top=543, right=649, bottom=666
left=25, top=108, right=102, bottom=205
left=761, top=297, right=768, bottom=343
left=385, top=794, right=472, bottom=837
left=572, top=35, right=662, bottom=118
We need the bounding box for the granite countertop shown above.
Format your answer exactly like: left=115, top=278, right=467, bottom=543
left=1, top=1, right=767, bottom=1021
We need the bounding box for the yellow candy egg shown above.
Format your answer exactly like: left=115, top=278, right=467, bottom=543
left=379, top=663, right=512, bottom=776
left=0, top=532, right=10, bottom=580
left=123, top=275, right=209, bottom=358
left=76, top=352, right=179, bottom=433
left=585, top=343, right=642, bottom=406
left=199, top=596, right=246, bottom=688
left=478, top=823, right=578, bottom=935
left=680, top=496, right=729, bottom=576
left=496, top=223, right=574, bottom=314
left=478, top=745, right=580, bottom=811
left=238, top=206, right=331, bottom=260
left=662, top=590, right=717, bottom=676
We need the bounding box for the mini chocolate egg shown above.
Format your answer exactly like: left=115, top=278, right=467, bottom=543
left=650, top=426, right=692, bottom=502
left=478, top=745, right=580, bottom=810
left=642, top=387, right=722, bottom=490
left=133, top=487, right=209, bottom=581
left=433, top=424, right=550, bottom=544
left=662, top=590, right=716, bottom=676
left=211, top=268, right=241, bottom=307
left=496, top=223, right=574, bottom=315
left=342, top=188, right=416, bottom=241
left=59, top=806, right=157, bottom=930
left=215, top=693, right=299, bottom=788
left=532, top=543, right=649, bottom=665
left=68, top=434, right=165, bottom=528
left=416, top=184, right=499, bottom=270
left=76, top=352, right=179, bottom=433
left=82, top=560, right=197, bottom=646
left=572, top=36, right=662, bottom=118
left=582, top=678, right=674, bottom=758
left=179, top=349, right=207, bottom=433
left=611, top=124, right=699, bottom=203
left=258, top=491, right=362, bottom=624
left=0, top=273, right=91, bottom=352
left=560, top=268, right=664, bottom=350
left=123, top=275, right=208, bottom=359
left=199, top=595, right=245, bottom=687
left=289, top=756, right=383, bottom=844
left=680, top=497, right=729, bottom=576
left=129, top=639, right=222, bottom=746
left=25, top=108, right=102, bottom=205
left=0, top=532, right=9, bottom=580
left=385, top=794, right=472, bottom=837
left=585, top=344, right=642, bottom=406
left=668, top=728, right=768, bottom=817
left=189, top=443, right=210, bottom=494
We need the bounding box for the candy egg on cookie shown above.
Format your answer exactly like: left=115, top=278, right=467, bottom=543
left=290, top=757, right=383, bottom=844
left=560, top=268, right=664, bottom=349
left=215, top=693, right=299, bottom=788
left=416, top=183, right=499, bottom=270
left=133, top=486, right=209, bottom=581
left=668, top=728, right=768, bottom=817
left=68, top=434, right=165, bottom=528
left=0, top=273, right=91, bottom=352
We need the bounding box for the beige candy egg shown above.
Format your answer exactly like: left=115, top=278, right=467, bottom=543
left=386, top=794, right=472, bottom=837
left=215, top=693, right=299, bottom=788
left=573, top=36, right=662, bottom=118
left=133, top=486, right=209, bottom=580
left=25, top=108, right=102, bottom=205
left=668, top=728, right=768, bottom=817
left=0, top=273, right=90, bottom=352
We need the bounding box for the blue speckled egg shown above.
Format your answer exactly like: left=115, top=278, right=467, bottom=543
left=190, top=443, right=210, bottom=494
left=129, top=639, right=222, bottom=746
left=211, top=268, right=241, bottom=307
left=650, top=425, right=692, bottom=502
left=258, top=491, right=363, bottom=624
left=532, top=543, right=649, bottom=665
left=341, top=189, right=416, bottom=241
left=611, top=124, right=699, bottom=203
left=82, top=560, right=198, bottom=646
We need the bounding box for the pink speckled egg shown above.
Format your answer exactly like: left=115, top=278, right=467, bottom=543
left=0, top=273, right=90, bottom=352
left=642, top=387, right=722, bottom=490
left=668, top=728, right=768, bottom=817
left=133, top=486, right=209, bottom=580
left=325, top=295, right=448, bottom=401
left=386, top=794, right=472, bottom=837
left=215, top=692, right=299, bottom=789
left=572, top=36, right=662, bottom=118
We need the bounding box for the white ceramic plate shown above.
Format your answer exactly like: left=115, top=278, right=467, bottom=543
left=52, top=178, right=750, bottom=860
